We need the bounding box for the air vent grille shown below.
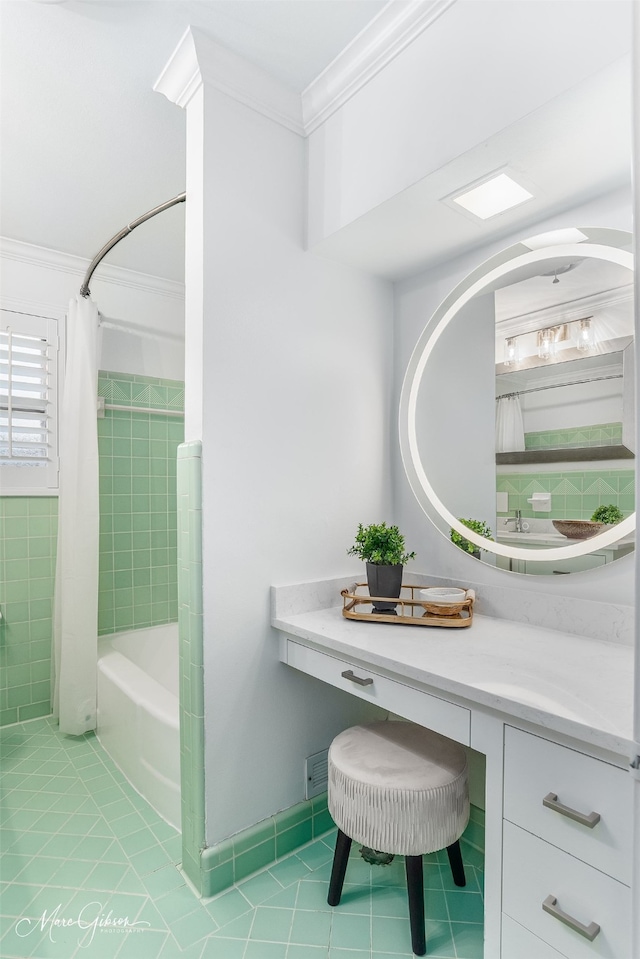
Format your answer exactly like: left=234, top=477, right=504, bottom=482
left=304, top=748, right=329, bottom=800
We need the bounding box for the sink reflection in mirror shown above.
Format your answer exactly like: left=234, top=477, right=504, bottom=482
left=399, top=228, right=636, bottom=576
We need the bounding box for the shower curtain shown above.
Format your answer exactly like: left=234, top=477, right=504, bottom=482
left=52, top=295, right=100, bottom=735
left=495, top=395, right=525, bottom=453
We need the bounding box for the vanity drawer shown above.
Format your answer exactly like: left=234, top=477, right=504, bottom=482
left=502, top=914, right=567, bottom=959
left=503, top=726, right=631, bottom=883
left=503, top=821, right=631, bottom=959
left=284, top=640, right=470, bottom=745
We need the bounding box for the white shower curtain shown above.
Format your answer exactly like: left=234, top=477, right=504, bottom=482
left=495, top=395, right=525, bottom=453
left=52, top=295, right=100, bottom=735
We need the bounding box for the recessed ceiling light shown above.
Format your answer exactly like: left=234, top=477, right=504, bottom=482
left=521, top=228, right=589, bottom=250
left=451, top=173, right=533, bottom=220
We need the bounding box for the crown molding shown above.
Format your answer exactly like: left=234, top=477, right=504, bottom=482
left=155, top=5, right=456, bottom=137
left=154, top=27, right=202, bottom=109
left=497, top=284, right=634, bottom=338
left=0, top=237, right=185, bottom=302
left=301, top=0, right=457, bottom=134
left=155, top=27, right=305, bottom=136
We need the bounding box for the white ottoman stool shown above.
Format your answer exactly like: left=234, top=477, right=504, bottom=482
left=327, top=721, right=469, bottom=957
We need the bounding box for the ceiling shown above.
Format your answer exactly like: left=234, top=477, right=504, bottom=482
left=0, top=1, right=635, bottom=288
left=0, top=0, right=386, bottom=282
left=314, top=54, right=634, bottom=281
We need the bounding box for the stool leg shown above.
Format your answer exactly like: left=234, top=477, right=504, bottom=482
left=405, top=855, right=426, bottom=957
left=328, top=829, right=352, bottom=906
left=446, top=839, right=466, bottom=887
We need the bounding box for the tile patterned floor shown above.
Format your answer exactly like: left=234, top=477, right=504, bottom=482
left=0, top=717, right=484, bottom=958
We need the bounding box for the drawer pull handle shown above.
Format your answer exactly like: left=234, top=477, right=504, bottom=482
left=341, top=669, right=373, bottom=687
left=542, top=895, right=600, bottom=941
left=543, top=792, right=601, bottom=828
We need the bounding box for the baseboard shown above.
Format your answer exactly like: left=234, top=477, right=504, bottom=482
left=199, top=793, right=333, bottom=898
left=196, top=798, right=485, bottom=898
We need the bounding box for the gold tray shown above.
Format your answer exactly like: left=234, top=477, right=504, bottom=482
left=341, top=583, right=474, bottom=628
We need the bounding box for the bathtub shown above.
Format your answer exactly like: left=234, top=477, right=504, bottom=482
left=97, top=623, right=180, bottom=830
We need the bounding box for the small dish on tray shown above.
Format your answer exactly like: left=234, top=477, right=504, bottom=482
left=419, top=587, right=468, bottom=616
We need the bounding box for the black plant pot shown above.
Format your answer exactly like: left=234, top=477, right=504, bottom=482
left=366, top=563, right=403, bottom=614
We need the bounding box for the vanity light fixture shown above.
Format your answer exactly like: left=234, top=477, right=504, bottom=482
left=537, top=328, right=557, bottom=360
left=450, top=172, right=533, bottom=220
left=503, top=336, right=520, bottom=366
left=503, top=318, right=594, bottom=367
left=576, top=316, right=596, bottom=352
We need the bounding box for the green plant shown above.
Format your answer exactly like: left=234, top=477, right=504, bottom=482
left=450, top=518, right=493, bottom=554
left=347, top=522, right=416, bottom=566
left=590, top=504, right=623, bottom=524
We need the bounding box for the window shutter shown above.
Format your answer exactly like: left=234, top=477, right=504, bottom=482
left=0, top=310, right=59, bottom=492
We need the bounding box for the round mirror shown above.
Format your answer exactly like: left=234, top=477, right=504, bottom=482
left=399, top=227, right=635, bottom=575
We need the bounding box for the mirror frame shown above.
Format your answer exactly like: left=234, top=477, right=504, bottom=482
left=399, top=228, right=635, bottom=565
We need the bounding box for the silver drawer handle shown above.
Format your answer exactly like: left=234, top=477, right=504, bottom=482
left=543, top=792, right=601, bottom=828
left=542, top=895, right=600, bottom=941
left=341, top=669, right=373, bottom=687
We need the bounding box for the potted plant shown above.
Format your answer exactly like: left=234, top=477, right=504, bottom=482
left=591, top=504, right=623, bottom=525
left=450, top=518, right=493, bottom=559
left=347, top=522, right=416, bottom=614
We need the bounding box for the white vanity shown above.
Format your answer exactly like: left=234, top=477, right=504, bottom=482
left=272, top=578, right=635, bottom=959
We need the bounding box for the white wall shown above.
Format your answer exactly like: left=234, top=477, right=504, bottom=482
left=0, top=238, right=185, bottom=380
left=182, top=83, right=394, bottom=844
left=394, top=189, right=634, bottom=605
left=307, top=1, right=632, bottom=246
left=416, top=294, right=496, bottom=527
left=521, top=380, right=623, bottom=434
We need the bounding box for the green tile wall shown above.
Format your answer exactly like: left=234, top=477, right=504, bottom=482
left=0, top=497, right=57, bottom=726
left=0, top=372, right=184, bottom=727
left=201, top=794, right=334, bottom=897
left=97, top=373, right=184, bottom=635
left=176, top=441, right=204, bottom=890
left=524, top=422, right=623, bottom=451
left=200, top=794, right=486, bottom=898
left=496, top=468, right=635, bottom=520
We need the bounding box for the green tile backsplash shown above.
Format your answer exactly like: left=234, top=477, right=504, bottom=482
left=524, top=422, right=623, bottom=450
left=0, top=497, right=57, bottom=726
left=496, top=468, right=635, bottom=520
left=97, top=372, right=184, bottom=636
left=1, top=372, right=184, bottom=726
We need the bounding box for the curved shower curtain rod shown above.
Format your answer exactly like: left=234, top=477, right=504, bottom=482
left=79, top=192, right=186, bottom=298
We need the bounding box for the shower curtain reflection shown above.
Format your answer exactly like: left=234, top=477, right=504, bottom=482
left=496, top=394, right=525, bottom=454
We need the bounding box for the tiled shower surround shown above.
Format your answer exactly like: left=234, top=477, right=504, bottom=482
left=524, top=422, right=623, bottom=450
left=97, top=372, right=184, bottom=635
left=0, top=372, right=184, bottom=726
left=496, top=467, right=635, bottom=520
left=0, top=497, right=57, bottom=726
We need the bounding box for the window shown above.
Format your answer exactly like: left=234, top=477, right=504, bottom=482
left=0, top=309, right=60, bottom=494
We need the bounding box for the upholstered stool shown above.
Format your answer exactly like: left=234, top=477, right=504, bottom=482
left=327, top=721, right=469, bottom=957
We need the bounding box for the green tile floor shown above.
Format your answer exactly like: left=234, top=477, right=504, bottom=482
left=0, top=717, right=484, bottom=958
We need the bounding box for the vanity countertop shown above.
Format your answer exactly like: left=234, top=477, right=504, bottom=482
left=273, top=604, right=634, bottom=758
left=497, top=530, right=635, bottom=549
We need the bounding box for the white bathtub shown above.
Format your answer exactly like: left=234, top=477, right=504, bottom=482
left=97, top=623, right=180, bottom=830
